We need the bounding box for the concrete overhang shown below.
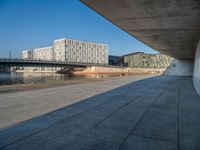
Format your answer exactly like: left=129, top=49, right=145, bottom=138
left=81, top=0, right=200, bottom=59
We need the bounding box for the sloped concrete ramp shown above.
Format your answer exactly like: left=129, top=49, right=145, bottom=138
left=0, top=76, right=200, bottom=150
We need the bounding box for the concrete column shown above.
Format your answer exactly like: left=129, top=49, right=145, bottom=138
left=193, top=41, right=200, bottom=96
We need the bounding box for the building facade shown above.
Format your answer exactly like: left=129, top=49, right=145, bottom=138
left=22, top=38, right=109, bottom=65
left=33, top=47, right=54, bottom=61
left=123, top=52, right=174, bottom=68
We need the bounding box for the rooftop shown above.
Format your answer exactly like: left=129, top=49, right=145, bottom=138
left=53, top=38, right=108, bottom=46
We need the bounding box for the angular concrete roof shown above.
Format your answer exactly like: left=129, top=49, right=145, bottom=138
left=81, top=0, right=200, bottom=59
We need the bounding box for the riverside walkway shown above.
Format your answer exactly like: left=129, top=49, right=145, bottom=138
left=0, top=75, right=200, bottom=150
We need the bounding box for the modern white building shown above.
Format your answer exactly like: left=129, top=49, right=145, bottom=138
left=33, top=46, right=54, bottom=61
left=22, top=38, right=109, bottom=65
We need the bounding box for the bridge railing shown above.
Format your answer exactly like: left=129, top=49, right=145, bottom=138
left=0, top=58, right=110, bottom=66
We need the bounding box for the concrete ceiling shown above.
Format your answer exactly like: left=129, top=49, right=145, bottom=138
left=81, top=0, right=200, bottom=59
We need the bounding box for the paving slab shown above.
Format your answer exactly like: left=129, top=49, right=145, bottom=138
left=179, top=134, right=200, bottom=150
left=120, top=135, right=177, bottom=150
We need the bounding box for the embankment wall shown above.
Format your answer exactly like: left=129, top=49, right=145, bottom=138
left=73, top=66, right=165, bottom=75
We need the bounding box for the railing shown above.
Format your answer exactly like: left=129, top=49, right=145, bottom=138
left=0, top=58, right=110, bottom=67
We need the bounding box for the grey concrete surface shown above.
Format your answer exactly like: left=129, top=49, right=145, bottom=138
left=81, top=0, right=200, bottom=59
left=0, top=75, right=153, bottom=129
left=0, top=76, right=200, bottom=150
left=164, top=59, right=194, bottom=76
left=193, top=41, right=200, bottom=96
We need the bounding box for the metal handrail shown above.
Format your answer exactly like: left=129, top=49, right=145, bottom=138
left=0, top=58, right=112, bottom=67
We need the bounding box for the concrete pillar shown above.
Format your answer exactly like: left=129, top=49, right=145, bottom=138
left=193, top=41, right=200, bottom=96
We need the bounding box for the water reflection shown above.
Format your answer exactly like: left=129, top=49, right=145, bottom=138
left=0, top=72, right=116, bottom=85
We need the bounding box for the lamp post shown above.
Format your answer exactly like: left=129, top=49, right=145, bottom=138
left=9, top=50, right=11, bottom=60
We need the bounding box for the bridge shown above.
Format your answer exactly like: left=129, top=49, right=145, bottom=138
left=0, top=58, right=110, bottom=72
left=0, top=58, right=106, bottom=67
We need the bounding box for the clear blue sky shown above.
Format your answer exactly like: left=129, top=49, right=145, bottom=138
left=0, top=0, right=157, bottom=58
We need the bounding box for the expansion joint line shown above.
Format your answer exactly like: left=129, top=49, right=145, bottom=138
left=177, top=82, right=182, bottom=150
left=118, top=80, right=174, bottom=150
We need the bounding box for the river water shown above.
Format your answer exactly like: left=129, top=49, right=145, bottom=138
left=0, top=72, right=113, bottom=85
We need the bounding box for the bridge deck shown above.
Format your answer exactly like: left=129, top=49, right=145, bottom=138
left=0, top=58, right=109, bottom=67
left=0, top=76, right=200, bottom=150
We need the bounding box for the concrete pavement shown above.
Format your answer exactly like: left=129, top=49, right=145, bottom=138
left=0, top=75, right=153, bottom=129
left=0, top=76, right=200, bottom=149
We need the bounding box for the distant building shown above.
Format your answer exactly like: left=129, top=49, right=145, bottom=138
left=22, top=38, right=109, bottom=65
left=123, top=52, right=174, bottom=68
left=33, top=46, right=54, bottom=61
left=109, top=55, right=123, bottom=66
left=53, top=38, right=108, bottom=64
left=22, top=50, right=33, bottom=60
